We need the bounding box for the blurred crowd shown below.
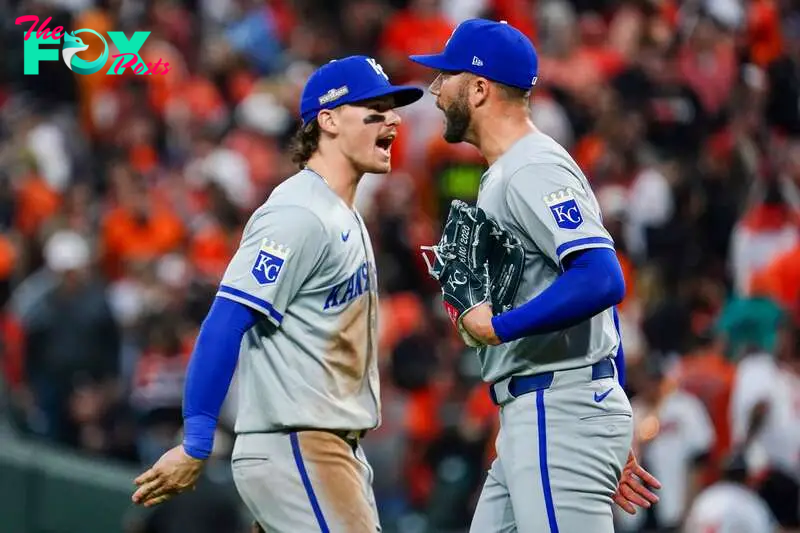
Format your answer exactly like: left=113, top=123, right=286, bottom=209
left=1, top=0, right=800, bottom=531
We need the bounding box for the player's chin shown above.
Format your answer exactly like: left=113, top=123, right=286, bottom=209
left=364, top=148, right=392, bottom=174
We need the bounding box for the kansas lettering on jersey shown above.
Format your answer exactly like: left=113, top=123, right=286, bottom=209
left=324, top=262, right=371, bottom=310
left=476, top=130, right=620, bottom=382
left=217, top=169, right=380, bottom=433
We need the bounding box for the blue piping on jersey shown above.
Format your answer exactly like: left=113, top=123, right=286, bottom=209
left=537, top=390, right=560, bottom=533
left=290, top=432, right=331, bottom=533
left=492, top=248, right=625, bottom=343
left=555, top=236, right=614, bottom=263
left=183, top=296, right=260, bottom=459
left=612, top=307, right=626, bottom=388
left=218, top=284, right=284, bottom=324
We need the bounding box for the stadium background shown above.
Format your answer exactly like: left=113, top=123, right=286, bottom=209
left=1, top=0, right=800, bottom=531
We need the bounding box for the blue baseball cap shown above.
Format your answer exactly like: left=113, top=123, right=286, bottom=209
left=300, top=55, right=424, bottom=125
left=409, top=19, right=538, bottom=90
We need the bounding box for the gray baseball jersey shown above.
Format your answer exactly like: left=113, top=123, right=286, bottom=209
left=217, top=168, right=380, bottom=434
left=476, top=130, right=619, bottom=383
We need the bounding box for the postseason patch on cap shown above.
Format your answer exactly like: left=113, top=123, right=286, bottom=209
left=544, top=188, right=583, bottom=229
left=251, top=239, right=291, bottom=285
left=318, top=86, right=349, bottom=105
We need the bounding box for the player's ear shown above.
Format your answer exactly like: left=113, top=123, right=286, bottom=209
left=470, top=76, right=490, bottom=108
left=317, top=109, right=339, bottom=135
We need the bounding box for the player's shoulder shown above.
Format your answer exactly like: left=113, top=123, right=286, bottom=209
left=264, top=169, right=330, bottom=208
left=500, top=131, right=588, bottom=188
left=247, top=170, right=328, bottom=229
left=506, top=131, right=580, bottom=170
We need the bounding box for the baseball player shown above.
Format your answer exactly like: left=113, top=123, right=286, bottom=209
left=411, top=19, right=662, bottom=532
left=131, top=55, right=423, bottom=533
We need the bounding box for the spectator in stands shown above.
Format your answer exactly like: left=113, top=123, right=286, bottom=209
left=684, top=452, right=777, bottom=533
left=672, top=331, right=736, bottom=484
left=378, top=0, right=455, bottom=83
left=732, top=320, right=800, bottom=529
left=130, top=313, right=190, bottom=467
left=15, top=230, right=120, bottom=443
left=618, top=357, right=715, bottom=532
left=731, top=177, right=799, bottom=296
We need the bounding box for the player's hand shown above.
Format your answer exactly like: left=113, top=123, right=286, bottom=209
left=461, top=302, right=501, bottom=345
left=613, top=449, right=661, bottom=514
left=131, top=445, right=205, bottom=507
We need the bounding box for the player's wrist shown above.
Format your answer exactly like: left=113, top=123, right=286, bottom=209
left=490, top=314, right=508, bottom=344
left=182, top=413, right=217, bottom=460
left=181, top=442, right=210, bottom=461
left=462, top=303, right=501, bottom=345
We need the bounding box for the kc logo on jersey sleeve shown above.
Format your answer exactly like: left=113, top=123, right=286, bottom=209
left=251, top=239, right=290, bottom=285
left=544, top=188, right=583, bottom=229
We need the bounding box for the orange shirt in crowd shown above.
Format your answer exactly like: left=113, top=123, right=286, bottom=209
left=678, top=42, right=738, bottom=116
left=378, top=292, right=426, bottom=358
left=15, top=174, right=61, bottom=238
left=404, top=385, right=444, bottom=506
left=572, top=133, right=607, bottom=179
left=489, top=0, right=537, bottom=42
left=0, top=233, right=21, bottom=388
left=379, top=9, right=454, bottom=82
left=539, top=44, right=625, bottom=99
left=673, top=348, right=735, bottom=483
left=0, top=236, right=18, bottom=397
left=188, top=222, right=239, bottom=282
left=128, top=143, right=159, bottom=176
left=750, top=244, right=800, bottom=319
left=617, top=251, right=636, bottom=313
left=101, top=202, right=185, bottom=279
left=463, top=383, right=499, bottom=468
left=0, top=312, right=25, bottom=388
left=747, top=0, right=783, bottom=67
left=157, top=75, right=226, bottom=125
left=225, top=128, right=281, bottom=190
left=72, top=8, right=120, bottom=136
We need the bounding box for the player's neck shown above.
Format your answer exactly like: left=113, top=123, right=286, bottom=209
left=474, top=110, right=536, bottom=166
left=306, top=153, right=361, bottom=209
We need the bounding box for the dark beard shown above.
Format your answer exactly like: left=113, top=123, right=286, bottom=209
left=443, top=97, right=470, bottom=143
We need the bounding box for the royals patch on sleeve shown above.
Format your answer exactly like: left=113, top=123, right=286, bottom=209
left=251, top=239, right=291, bottom=285
left=543, top=188, right=583, bottom=229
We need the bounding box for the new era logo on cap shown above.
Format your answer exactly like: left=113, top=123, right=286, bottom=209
left=472, top=56, right=483, bottom=66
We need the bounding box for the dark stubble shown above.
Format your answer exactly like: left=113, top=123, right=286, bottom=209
left=442, top=85, right=471, bottom=144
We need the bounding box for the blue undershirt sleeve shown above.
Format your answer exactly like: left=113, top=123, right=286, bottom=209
left=491, top=248, right=625, bottom=344
left=182, top=296, right=260, bottom=459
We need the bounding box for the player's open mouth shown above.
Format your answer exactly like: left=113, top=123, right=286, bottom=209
left=375, top=134, right=395, bottom=157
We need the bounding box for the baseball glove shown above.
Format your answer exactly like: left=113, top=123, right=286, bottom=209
left=421, top=200, right=525, bottom=346
left=421, top=200, right=492, bottom=346
left=485, top=219, right=525, bottom=314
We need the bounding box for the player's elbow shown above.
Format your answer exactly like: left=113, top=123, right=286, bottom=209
left=577, top=248, right=625, bottom=310
left=607, top=266, right=626, bottom=307
left=595, top=251, right=625, bottom=310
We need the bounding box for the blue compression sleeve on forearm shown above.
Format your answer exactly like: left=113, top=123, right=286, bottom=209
left=491, top=248, right=625, bottom=343
left=612, top=306, right=626, bottom=387
left=182, top=296, right=259, bottom=459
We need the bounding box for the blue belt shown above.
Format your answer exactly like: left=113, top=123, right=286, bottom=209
left=489, top=358, right=615, bottom=406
